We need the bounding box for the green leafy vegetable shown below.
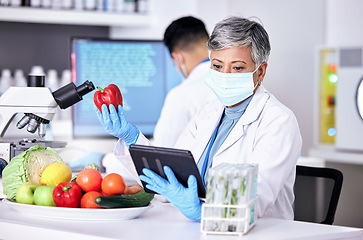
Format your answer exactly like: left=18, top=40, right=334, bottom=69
left=2, top=144, right=63, bottom=201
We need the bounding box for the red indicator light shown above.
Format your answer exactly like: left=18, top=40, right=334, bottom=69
left=329, top=64, right=337, bottom=73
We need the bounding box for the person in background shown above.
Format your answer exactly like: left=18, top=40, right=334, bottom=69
left=97, top=16, right=302, bottom=222
left=152, top=16, right=216, bottom=147
left=68, top=16, right=216, bottom=171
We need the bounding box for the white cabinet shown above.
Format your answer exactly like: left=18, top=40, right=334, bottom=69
left=0, top=7, right=151, bottom=27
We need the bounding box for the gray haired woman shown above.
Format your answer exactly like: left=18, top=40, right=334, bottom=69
left=98, top=16, right=302, bottom=222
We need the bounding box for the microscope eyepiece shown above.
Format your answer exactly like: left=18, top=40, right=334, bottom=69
left=27, top=75, right=45, bottom=87
left=52, top=80, right=95, bottom=109
left=76, top=80, right=95, bottom=96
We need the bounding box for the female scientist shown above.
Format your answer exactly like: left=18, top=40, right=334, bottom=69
left=97, top=16, right=302, bottom=221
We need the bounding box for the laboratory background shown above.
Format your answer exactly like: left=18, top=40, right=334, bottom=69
left=1, top=0, right=363, bottom=229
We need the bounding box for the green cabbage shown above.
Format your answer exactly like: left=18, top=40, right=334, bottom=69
left=2, top=144, right=63, bottom=201
left=84, top=162, right=101, bottom=172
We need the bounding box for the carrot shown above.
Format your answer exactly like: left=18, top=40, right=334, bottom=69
left=123, top=185, right=142, bottom=195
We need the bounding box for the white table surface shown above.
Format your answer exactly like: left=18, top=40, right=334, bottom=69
left=1, top=179, right=363, bottom=240
left=0, top=199, right=362, bottom=240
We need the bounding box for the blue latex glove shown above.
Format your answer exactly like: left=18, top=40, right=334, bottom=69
left=96, top=104, right=139, bottom=148
left=68, top=152, right=105, bottom=172
left=139, top=166, right=202, bottom=221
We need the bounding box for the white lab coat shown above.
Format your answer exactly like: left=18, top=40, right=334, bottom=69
left=152, top=61, right=216, bottom=147
left=114, top=85, right=302, bottom=220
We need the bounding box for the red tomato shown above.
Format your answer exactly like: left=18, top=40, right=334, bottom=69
left=101, top=173, right=126, bottom=196
left=76, top=168, right=103, bottom=192
left=80, top=191, right=103, bottom=209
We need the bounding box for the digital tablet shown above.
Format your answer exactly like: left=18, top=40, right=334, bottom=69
left=129, top=144, right=206, bottom=198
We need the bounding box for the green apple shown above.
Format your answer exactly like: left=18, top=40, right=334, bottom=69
left=33, top=185, right=56, bottom=206
left=16, top=182, right=40, bottom=204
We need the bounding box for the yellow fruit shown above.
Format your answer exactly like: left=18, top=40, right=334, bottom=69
left=40, top=162, right=72, bottom=186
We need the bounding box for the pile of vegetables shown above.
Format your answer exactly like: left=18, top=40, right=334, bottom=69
left=2, top=145, right=154, bottom=209
left=2, top=144, right=63, bottom=201
left=72, top=165, right=154, bottom=209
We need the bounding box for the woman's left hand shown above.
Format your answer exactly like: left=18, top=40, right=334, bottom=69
left=139, top=166, right=202, bottom=221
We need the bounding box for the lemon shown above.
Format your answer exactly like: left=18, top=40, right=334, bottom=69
left=40, top=162, right=72, bottom=186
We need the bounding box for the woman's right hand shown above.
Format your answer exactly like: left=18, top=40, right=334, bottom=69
left=139, top=166, right=202, bottom=221
left=96, top=104, right=139, bottom=147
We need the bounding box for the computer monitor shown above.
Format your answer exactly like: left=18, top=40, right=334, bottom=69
left=71, top=38, right=183, bottom=138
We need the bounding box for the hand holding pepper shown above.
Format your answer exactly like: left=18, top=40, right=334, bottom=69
left=93, top=83, right=139, bottom=147
left=96, top=104, right=139, bottom=148
left=94, top=84, right=123, bottom=113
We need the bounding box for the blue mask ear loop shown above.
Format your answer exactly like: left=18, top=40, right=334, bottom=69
left=253, top=64, right=261, bottom=73
left=177, top=53, right=188, bottom=78
left=253, top=81, right=261, bottom=91
left=252, top=64, right=262, bottom=90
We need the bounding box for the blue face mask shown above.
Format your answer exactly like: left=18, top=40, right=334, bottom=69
left=205, top=65, right=260, bottom=106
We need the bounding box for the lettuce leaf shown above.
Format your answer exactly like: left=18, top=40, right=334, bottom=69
left=2, top=144, right=63, bottom=201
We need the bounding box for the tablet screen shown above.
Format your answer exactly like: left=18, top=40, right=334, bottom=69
left=129, top=144, right=206, bottom=198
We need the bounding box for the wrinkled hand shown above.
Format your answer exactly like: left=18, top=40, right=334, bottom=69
left=96, top=104, right=139, bottom=147
left=139, top=166, right=202, bottom=221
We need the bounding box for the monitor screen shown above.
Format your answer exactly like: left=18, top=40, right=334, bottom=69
left=71, top=38, right=183, bottom=138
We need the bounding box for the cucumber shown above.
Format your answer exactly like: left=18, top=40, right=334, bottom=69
left=95, top=189, right=154, bottom=208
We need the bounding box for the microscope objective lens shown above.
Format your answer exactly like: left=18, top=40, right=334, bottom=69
left=38, top=123, right=46, bottom=137
left=16, top=115, right=31, bottom=129
left=27, top=118, right=40, bottom=133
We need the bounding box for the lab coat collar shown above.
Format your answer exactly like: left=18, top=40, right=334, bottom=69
left=241, top=85, right=269, bottom=125
left=216, top=85, right=269, bottom=156
left=191, top=99, right=224, bottom=161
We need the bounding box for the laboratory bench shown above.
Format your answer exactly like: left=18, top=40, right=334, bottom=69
left=1, top=179, right=362, bottom=240
left=1, top=200, right=363, bottom=240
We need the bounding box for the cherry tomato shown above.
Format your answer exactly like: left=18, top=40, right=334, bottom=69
left=80, top=191, right=103, bottom=208
left=76, top=168, right=103, bottom=192
left=101, top=173, right=126, bottom=196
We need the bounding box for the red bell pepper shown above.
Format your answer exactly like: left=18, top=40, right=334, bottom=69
left=53, top=182, right=83, bottom=208
left=94, top=84, right=123, bottom=113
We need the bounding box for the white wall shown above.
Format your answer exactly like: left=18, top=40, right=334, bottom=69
left=110, top=0, right=230, bottom=40
left=110, top=0, right=195, bottom=40
left=326, top=0, right=363, bottom=46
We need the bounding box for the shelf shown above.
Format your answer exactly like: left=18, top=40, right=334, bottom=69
left=0, top=7, right=151, bottom=27
left=309, top=146, right=363, bottom=165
